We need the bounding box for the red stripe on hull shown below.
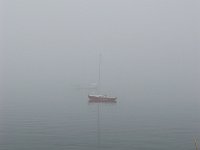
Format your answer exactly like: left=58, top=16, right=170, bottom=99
left=88, top=95, right=117, bottom=103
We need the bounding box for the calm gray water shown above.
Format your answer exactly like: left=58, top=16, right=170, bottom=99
left=1, top=85, right=200, bottom=150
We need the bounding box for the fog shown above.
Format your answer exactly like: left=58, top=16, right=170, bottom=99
left=1, top=1, right=200, bottom=149
left=2, top=0, right=200, bottom=99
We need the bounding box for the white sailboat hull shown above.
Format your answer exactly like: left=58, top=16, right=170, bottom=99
left=88, top=94, right=117, bottom=103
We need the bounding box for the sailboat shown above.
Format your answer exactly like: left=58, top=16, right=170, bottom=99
left=88, top=54, right=117, bottom=103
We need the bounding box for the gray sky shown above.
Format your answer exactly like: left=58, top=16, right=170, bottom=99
left=2, top=0, right=200, bottom=98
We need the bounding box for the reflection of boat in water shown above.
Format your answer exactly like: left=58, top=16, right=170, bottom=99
left=88, top=54, right=117, bottom=103
left=89, top=102, right=116, bottom=148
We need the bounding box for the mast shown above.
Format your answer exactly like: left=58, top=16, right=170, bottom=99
left=98, top=54, right=102, bottom=92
